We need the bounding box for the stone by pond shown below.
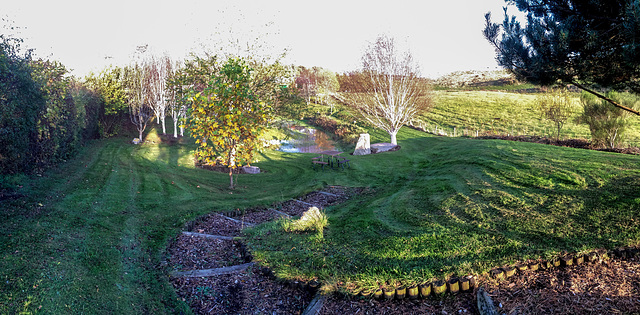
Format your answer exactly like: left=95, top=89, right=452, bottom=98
left=276, top=125, right=336, bottom=154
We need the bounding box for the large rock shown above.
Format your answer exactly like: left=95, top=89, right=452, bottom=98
left=353, top=133, right=371, bottom=155
left=370, top=143, right=400, bottom=153
left=242, top=166, right=260, bottom=174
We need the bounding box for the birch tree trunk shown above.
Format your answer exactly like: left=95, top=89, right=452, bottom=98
left=147, top=55, right=172, bottom=134
left=125, top=63, right=153, bottom=143
left=172, top=109, right=178, bottom=138
left=389, top=130, right=398, bottom=145
left=228, top=143, right=237, bottom=189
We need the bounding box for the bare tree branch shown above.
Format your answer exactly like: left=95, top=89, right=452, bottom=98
left=347, top=35, right=432, bottom=145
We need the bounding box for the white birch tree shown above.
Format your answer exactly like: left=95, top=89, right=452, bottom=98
left=167, top=59, right=189, bottom=138
left=124, top=63, right=153, bottom=141
left=147, top=55, right=172, bottom=134
left=348, top=35, right=432, bottom=145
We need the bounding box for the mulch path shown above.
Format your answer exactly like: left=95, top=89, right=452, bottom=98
left=167, top=186, right=640, bottom=314
left=166, top=235, right=249, bottom=271
left=188, top=213, right=247, bottom=237
left=171, top=266, right=315, bottom=315
left=483, top=258, right=640, bottom=314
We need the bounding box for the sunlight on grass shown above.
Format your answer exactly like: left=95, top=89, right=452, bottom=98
left=245, top=133, right=640, bottom=294
left=421, top=90, right=640, bottom=146
left=420, top=91, right=590, bottom=139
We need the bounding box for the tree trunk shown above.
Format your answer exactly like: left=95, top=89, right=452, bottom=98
left=228, top=144, right=237, bottom=189
left=389, top=130, right=398, bottom=145
left=173, top=119, right=178, bottom=138
left=172, top=110, right=178, bottom=138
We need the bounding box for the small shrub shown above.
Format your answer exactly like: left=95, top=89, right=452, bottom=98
left=577, top=91, right=639, bottom=148
left=537, top=88, right=574, bottom=140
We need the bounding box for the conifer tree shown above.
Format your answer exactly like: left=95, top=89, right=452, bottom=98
left=484, top=0, right=640, bottom=114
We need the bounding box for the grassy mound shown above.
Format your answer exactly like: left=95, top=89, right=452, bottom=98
left=244, top=129, right=640, bottom=293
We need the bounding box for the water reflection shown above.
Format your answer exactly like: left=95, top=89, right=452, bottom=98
left=277, top=126, right=336, bottom=153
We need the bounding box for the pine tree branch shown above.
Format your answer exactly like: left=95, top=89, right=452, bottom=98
left=570, top=80, right=640, bottom=116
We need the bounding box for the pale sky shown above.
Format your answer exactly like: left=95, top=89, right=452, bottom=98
left=3, top=0, right=516, bottom=78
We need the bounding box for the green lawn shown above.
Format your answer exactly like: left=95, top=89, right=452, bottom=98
left=244, top=127, right=640, bottom=293
left=419, top=90, right=640, bottom=146
left=2, top=90, right=640, bottom=313
left=0, top=132, right=329, bottom=314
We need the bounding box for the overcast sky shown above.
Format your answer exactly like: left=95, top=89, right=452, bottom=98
left=3, top=0, right=517, bottom=78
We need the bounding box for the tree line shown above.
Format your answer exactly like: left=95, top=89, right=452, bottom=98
left=0, top=28, right=352, bottom=180
left=0, top=30, right=473, bottom=179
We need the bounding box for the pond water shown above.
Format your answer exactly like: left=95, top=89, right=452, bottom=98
left=277, top=126, right=336, bottom=153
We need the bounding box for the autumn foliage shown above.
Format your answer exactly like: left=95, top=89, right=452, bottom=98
left=188, top=58, right=272, bottom=188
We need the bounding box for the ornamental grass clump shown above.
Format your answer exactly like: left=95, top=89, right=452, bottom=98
left=283, top=207, right=328, bottom=237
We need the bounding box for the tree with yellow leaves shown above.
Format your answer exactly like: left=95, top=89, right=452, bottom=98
left=189, top=58, right=272, bottom=189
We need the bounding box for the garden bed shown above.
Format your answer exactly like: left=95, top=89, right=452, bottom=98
left=171, top=266, right=315, bottom=314
left=167, top=234, right=248, bottom=271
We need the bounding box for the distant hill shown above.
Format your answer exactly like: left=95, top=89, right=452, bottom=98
left=434, top=70, right=518, bottom=88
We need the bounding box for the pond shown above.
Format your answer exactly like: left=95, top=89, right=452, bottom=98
left=277, top=125, right=336, bottom=153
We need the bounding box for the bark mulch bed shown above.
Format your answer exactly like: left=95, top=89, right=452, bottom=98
left=298, top=191, right=343, bottom=206
left=318, top=257, right=640, bottom=314
left=236, top=208, right=288, bottom=224
left=171, top=266, right=315, bottom=315
left=274, top=187, right=367, bottom=217
left=167, top=186, right=640, bottom=314
left=275, top=200, right=311, bottom=217
left=196, top=164, right=258, bottom=174
left=188, top=213, right=247, bottom=237
left=166, top=234, right=249, bottom=271
left=482, top=257, right=640, bottom=314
